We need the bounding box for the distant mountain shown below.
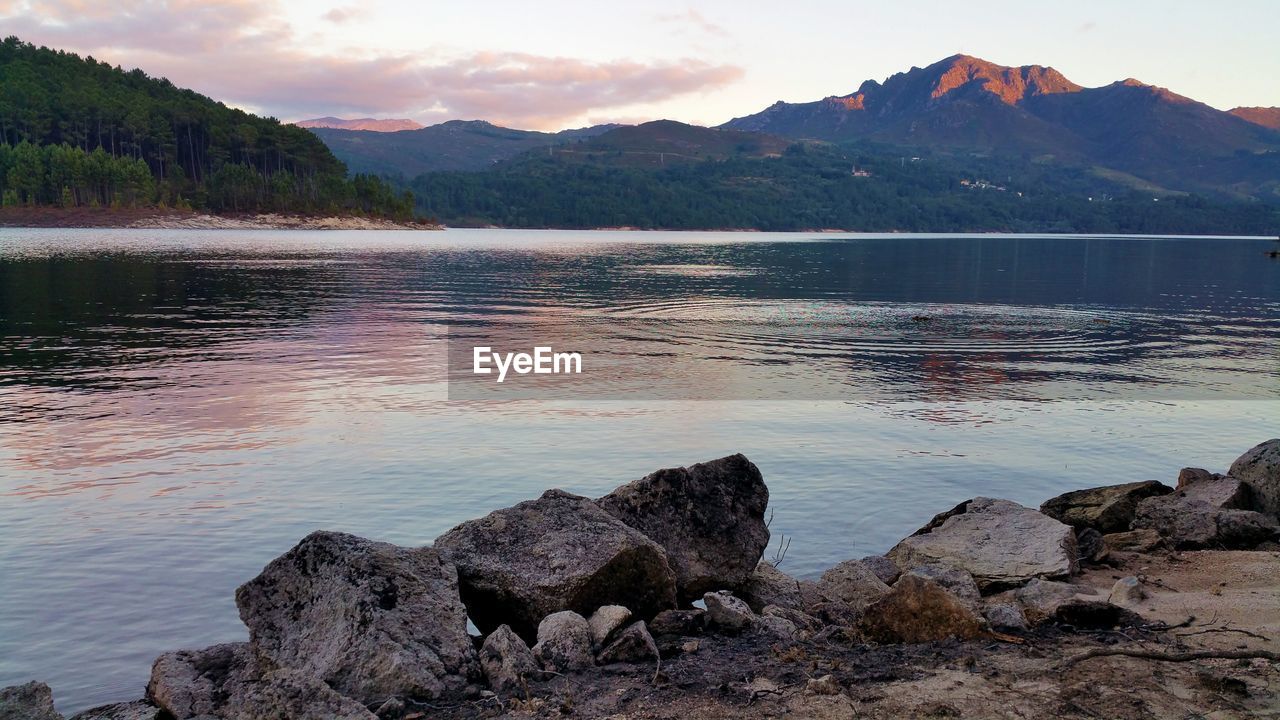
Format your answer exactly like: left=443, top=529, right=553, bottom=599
left=722, top=55, right=1280, bottom=199
left=308, top=120, right=618, bottom=176
left=542, top=120, right=792, bottom=167
left=295, top=117, right=424, bottom=132
left=1231, top=107, right=1280, bottom=130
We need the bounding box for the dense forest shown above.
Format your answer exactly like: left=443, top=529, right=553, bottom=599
left=409, top=141, right=1280, bottom=234
left=0, top=37, right=413, bottom=218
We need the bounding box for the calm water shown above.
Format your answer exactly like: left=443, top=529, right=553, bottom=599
left=1, top=228, right=1277, bottom=712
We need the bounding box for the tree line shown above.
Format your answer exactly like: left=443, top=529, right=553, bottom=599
left=0, top=37, right=413, bottom=218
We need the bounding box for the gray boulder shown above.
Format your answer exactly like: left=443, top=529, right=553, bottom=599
left=859, top=555, right=901, bottom=585
left=857, top=575, right=986, bottom=643
left=236, top=531, right=477, bottom=704
left=68, top=702, right=161, bottom=720
left=597, top=454, right=769, bottom=602
left=983, top=602, right=1028, bottom=631
left=596, top=621, right=659, bottom=665
left=815, top=559, right=891, bottom=610
left=889, top=497, right=1077, bottom=590
left=1012, top=579, right=1098, bottom=624
left=752, top=614, right=799, bottom=641
left=740, top=560, right=806, bottom=612
left=1177, top=469, right=1253, bottom=509
left=479, top=625, right=537, bottom=693
left=532, top=611, right=594, bottom=672
left=0, top=682, right=61, bottom=720
left=1229, top=439, right=1280, bottom=517
left=1108, top=577, right=1147, bottom=608
left=587, top=605, right=633, bottom=649
left=703, top=591, right=754, bottom=634
left=1039, top=481, right=1172, bottom=533
left=435, top=489, right=677, bottom=639
left=1133, top=490, right=1278, bottom=549
left=146, top=642, right=375, bottom=720
left=901, top=565, right=981, bottom=610
left=762, top=605, right=824, bottom=636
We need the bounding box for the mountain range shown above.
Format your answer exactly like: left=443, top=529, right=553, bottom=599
left=294, top=117, right=424, bottom=132
left=309, top=54, right=1280, bottom=201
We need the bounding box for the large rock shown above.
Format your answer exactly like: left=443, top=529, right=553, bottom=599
left=1176, top=469, right=1253, bottom=509
left=815, top=559, right=891, bottom=609
left=703, top=591, right=755, bottom=634
left=0, top=681, right=62, bottom=720
left=857, top=575, right=986, bottom=643
left=888, top=497, right=1077, bottom=590
left=1012, top=579, right=1098, bottom=624
left=236, top=531, right=477, bottom=704
left=1133, top=492, right=1278, bottom=549
left=1039, top=481, right=1172, bottom=533
left=1102, top=528, right=1164, bottom=553
left=597, top=454, right=769, bottom=602
left=479, top=625, right=538, bottom=693
left=532, top=611, right=594, bottom=672
left=1229, top=439, right=1280, bottom=517
left=435, top=489, right=677, bottom=639
left=146, top=642, right=375, bottom=720
left=596, top=621, right=660, bottom=665
left=901, top=565, right=981, bottom=610
left=740, top=560, right=806, bottom=612
left=859, top=555, right=901, bottom=585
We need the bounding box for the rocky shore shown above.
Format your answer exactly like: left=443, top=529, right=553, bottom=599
left=5, top=442, right=1280, bottom=719
left=0, top=207, right=440, bottom=230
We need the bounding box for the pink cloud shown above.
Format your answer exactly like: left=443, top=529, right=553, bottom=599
left=0, top=0, right=743, bottom=129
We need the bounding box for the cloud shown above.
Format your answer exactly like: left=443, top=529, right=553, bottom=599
left=656, top=9, right=729, bottom=38
left=0, top=0, right=743, bottom=129
left=323, top=4, right=359, bottom=23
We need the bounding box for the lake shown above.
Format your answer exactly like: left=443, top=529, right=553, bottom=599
left=1, top=228, right=1277, bottom=713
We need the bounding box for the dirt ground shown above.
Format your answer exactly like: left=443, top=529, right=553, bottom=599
left=421, top=549, right=1280, bottom=719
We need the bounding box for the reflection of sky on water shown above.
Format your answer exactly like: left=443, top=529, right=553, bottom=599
left=0, top=228, right=1277, bottom=712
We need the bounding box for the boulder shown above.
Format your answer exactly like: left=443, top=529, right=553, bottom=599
left=587, top=605, right=633, bottom=649
left=68, top=701, right=161, bottom=720
left=1108, top=576, right=1146, bottom=608
left=1133, top=492, right=1278, bottom=549
left=235, top=531, right=477, bottom=704
left=1177, top=469, right=1253, bottom=509
left=703, top=591, right=754, bottom=634
left=146, top=642, right=375, bottom=720
left=983, top=602, right=1028, bottom=631
left=888, top=497, right=1078, bottom=590
left=753, top=614, right=799, bottom=640
left=1229, top=439, right=1280, bottom=517
left=1013, top=579, right=1099, bottom=623
left=597, top=454, right=769, bottom=602
left=859, top=555, right=901, bottom=585
left=649, top=609, right=705, bottom=637
left=815, top=559, right=891, bottom=609
left=1075, top=528, right=1106, bottom=563
left=479, top=625, right=537, bottom=693
left=1102, top=528, right=1163, bottom=553
left=762, top=605, right=824, bottom=635
left=532, top=611, right=594, bottom=672
left=740, top=561, right=806, bottom=613
left=596, top=621, right=659, bottom=665
left=435, top=489, right=677, bottom=639
left=1039, top=481, right=1172, bottom=533
left=857, top=575, right=986, bottom=643
left=0, top=682, right=61, bottom=720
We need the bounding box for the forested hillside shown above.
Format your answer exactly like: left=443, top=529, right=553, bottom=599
left=0, top=37, right=412, bottom=217
left=411, top=138, right=1280, bottom=234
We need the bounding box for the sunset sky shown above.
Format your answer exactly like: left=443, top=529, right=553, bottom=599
left=3, top=0, right=1278, bottom=130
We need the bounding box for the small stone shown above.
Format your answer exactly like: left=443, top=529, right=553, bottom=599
left=1102, top=528, right=1163, bottom=553
left=983, top=602, right=1029, bottom=631
left=805, top=675, right=841, bottom=696
left=762, top=605, right=824, bottom=635
left=859, top=555, right=901, bottom=585
left=0, top=682, right=62, bottom=720
left=532, top=611, right=594, bottom=672
left=680, top=639, right=700, bottom=654
left=1075, top=528, right=1106, bottom=562
left=816, top=560, right=891, bottom=609
left=752, top=614, right=798, bottom=640
left=1014, top=579, right=1099, bottom=624
left=1108, top=576, right=1147, bottom=608
left=479, top=625, right=538, bottom=693
left=596, top=621, right=659, bottom=665
left=740, top=561, right=805, bottom=612
left=649, top=609, right=705, bottom=637
left=703, top=591, right=754, bottom=633
left=587, top=605, right=632, bottom=649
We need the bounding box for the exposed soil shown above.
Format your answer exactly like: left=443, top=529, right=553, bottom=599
left=419, top=549, right=1280, bottom=719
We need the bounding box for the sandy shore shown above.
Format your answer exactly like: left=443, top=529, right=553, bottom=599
left=0, top=207, right=440, bottom=230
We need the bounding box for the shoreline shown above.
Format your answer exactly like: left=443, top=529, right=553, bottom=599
left=0, top=207, right=441, bottom=231
left=4, top=441, right=1280, bottom=719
